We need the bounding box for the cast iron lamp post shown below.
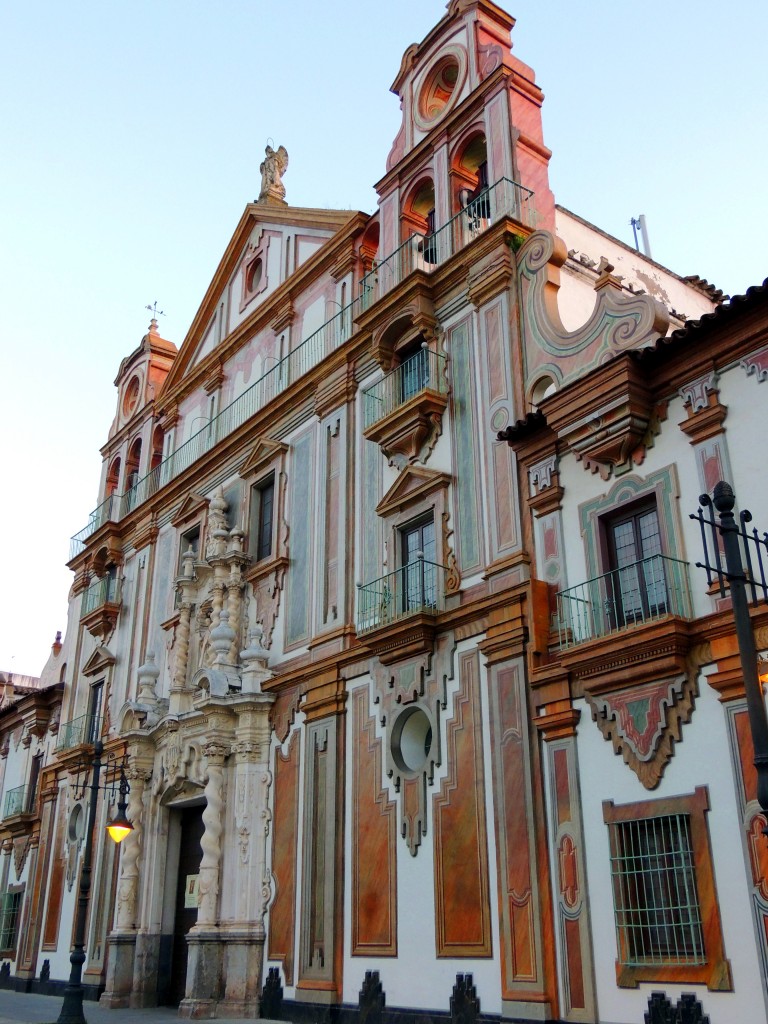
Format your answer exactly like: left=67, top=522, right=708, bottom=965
left=691, top=480, right=768, bottom=832
left=56, top=741, right=133, bottom=1024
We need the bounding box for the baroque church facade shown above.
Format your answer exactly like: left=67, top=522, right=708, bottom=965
left=2, top=3, right=768, bottom=1023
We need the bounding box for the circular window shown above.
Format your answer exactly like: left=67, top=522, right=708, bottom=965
left=247, top=258, right=263, bottom=294
left=391, top=706, right=433, bottom=774
left=122, top=376, right=140, bottom=418
left=419, top=55, right=461, bottom=125
left=68, top=803, right=84, bottom=843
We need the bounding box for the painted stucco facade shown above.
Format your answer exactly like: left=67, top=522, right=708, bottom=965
left=1, top=3, right=765, bottom=1024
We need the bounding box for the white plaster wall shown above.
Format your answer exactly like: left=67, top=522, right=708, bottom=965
left=575, top=678, right=765, bottom=1024
left=296, top=238, right=322, bottom=267
left=716, top=362, right=768, bottom=514
left=554, top=264, right=609, bottom=335
left=555, top=208, right=717, bottom=324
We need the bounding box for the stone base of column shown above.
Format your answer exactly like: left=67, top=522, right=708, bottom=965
left=99, top=932, right=137, bottom=1008
left=129, top=931, right=162, bottom=1007
left=178, top=928, right=223, bottom=1019
left=217, top=927, right=265, bottom=1017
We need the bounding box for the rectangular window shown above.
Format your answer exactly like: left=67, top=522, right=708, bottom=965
left=605, top=503, right=668, bottom=628
left=0, top=889, right=23, bottom=953
left=178, top=525, right=200, bottom=574
left=603, top=788, right=731, bottom=990
left=608, top=812, right=704, bottom=966
left=250, top=476, right=275, bottom=562
left=26, top=754, right=42, bottom=813
left=400, top=517, right=437, bottom=612
left=87, top=681, right=104, bottom=744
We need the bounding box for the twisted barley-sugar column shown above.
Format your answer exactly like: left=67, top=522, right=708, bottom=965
left=198, top=743, right=227, bottom=925
left=227, top=573, right=243, bottom=665
left=115, top=768, right=149, bottom=929
left=171, top=602, right=191, bottom=698
left=209, top=574, right=226, bottom=634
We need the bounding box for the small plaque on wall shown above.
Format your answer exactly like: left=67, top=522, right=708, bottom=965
left=184, top=874, right=200, bottom=909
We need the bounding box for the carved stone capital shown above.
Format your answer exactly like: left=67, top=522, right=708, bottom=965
left=203, top=741, right=230, bottom=764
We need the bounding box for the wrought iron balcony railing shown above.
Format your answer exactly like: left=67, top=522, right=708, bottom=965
left=57, top=714, right=100, bottom=751
left=69, top=493, right=120, bottom=560
left=80, top=575, right=121, bottom=619
left=70, top=298, right=362, bottom=552
left=3, top=785, right=28, bottom=818
left=357, top=557, right=446, bottom=634
left=555, top=555, right=692, bottom=651
left=360, top=176, right=536, bottom=308
left=362, top=347, right=448, bottom=430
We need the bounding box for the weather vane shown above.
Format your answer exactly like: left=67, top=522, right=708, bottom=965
left=145, top=301, right=166, bottom=319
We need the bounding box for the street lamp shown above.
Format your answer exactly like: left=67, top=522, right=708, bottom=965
left=56, top=741, right=132, bottom=1024
left=691, top=480, right=768, bottom=833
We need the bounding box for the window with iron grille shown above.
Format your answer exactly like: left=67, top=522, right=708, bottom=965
left=0, top=889, right=23, bottom=953
left=602, top=788, right=732, bottom=991
left=608, top=812, right=704, bottom=966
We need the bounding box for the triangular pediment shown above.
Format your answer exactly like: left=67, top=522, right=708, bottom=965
left=239, top=437, right=289, bottom=478
left=82, top=646, right=116, bottom=677
left=157, top=204, right=361, bottom=404
left=171, top=491, right=210, bottom=527
left=376, top=466, right=452, bottom=518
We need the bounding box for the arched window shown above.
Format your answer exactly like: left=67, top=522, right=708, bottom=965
left=125, top=437, right=143, bottom=492
left=106, top=457, right=121, bottom=497
left=453, top=134, right=489, bottom=226
left=150, top=425, right=164, bottom=472
left=402, top=178, right=436, bottom=264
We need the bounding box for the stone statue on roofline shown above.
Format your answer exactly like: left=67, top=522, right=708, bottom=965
left=258, top=144, right=289, bottom=204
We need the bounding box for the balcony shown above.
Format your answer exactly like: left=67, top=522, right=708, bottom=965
left=555, top=555, right=692, bottom=651
left=80, top=575, right=122, bottom=639
left=3, top=785, right=30, bottom=819
left=57, top=714, right=99, bottom=751
left=357, top=558, right=446, bottom=663
left=69, top=297, right=362, bottom=552
left=361, top=176, right=536, bottom=308
left=362, top=347, right=449, bottom=464
left=69, top=493, right=120, bottom=560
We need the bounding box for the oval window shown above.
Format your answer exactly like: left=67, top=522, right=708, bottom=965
left=391, top=706, right=433, bottom=774
left=420, top=56, right=460, bottom=124
left=247, top=258, right=263, bottom=294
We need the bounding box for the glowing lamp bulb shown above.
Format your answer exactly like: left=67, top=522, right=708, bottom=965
left=106, top=811, right=133, bottom=844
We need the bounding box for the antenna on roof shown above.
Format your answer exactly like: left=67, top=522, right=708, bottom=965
left=630, top=215, right=652, bottom=260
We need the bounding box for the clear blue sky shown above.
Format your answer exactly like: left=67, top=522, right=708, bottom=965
left=1, top=1, right=766, bottom=676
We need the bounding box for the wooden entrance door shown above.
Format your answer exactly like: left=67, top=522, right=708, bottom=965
left=166, top=806, right=205, bottom=1005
